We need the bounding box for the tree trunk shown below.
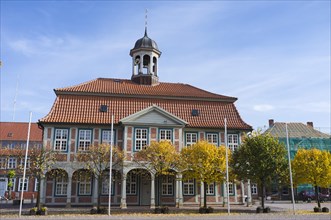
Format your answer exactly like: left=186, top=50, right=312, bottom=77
left=97, top=175, right=102, bottom=210
left=315, top=185, right=320, bottom=208
left=261, top=182, right=265, bottom=209
left=203, top=182, right=207, bottom=208
left=36, top=175, right=41, bottom=210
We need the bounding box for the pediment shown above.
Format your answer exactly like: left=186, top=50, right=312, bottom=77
left=120, top=105, right=187, bottom=127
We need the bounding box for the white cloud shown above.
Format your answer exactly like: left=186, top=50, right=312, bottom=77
left=253, top=104, right=274, bottom=112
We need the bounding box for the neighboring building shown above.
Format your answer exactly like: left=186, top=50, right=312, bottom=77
left=0, top=122, right=43, bottom=199
left=264, top=119, right=331, bottom=199
left=38, top=28, right=252, bottom=208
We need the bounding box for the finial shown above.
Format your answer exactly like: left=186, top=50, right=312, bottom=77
left=144, top=9, right=148, bottom=36
left=145, top=9, right=148, bottom=29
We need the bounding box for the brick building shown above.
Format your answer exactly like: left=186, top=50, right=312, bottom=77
left=0, top=122, right=42, bottom=200
left=38, top=28, right=252, bottom=208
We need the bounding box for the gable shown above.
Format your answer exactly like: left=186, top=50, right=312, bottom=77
left=120, top=105, right=187, bottom=127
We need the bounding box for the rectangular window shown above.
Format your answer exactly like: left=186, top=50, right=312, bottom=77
left=0, top=157, right=6, bottom=169
left=54, top=129, right=68, bottom=151
left=101, top=173, right=115, bottom=195
left=18, top=177, right=28, bottom=192
left=206, top=183, right=215, bottom=195
left=159, top=129, right=172, bottom=141
left=34, top=178, right=39, bottom=192
left=135, top=128, right=148, bottom=151
left=206, top=133, right=218, bottom=146
left=228, top=134, right=239, bottom=151
left=55, top=176, right=68, bottom=196
left=78, top=130, right=92, bottom=151
left=251, top=183, right=258, bottom=195
left=186, top=133, right=197, bottom=146
left=228, top=182, right=234, bottom=195
left=102, top=130, right=115, bottom=145
left=78, top=173, right=92, bottom=195
left=162, top=176, right=174, bottom=195
left=126, top=173, right=137, bottom=195
left=7, top=157, right=17, bottom=169
left=183, top=179, right=194, bottom=195
left=20, top=157, right=30, bottom=168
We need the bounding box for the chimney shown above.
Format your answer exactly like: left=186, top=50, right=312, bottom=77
left=307, top=122, right=314, bottom=128
left=269, top=119, right=274, bottom=128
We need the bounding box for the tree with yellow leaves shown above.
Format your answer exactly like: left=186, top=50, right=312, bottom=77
left=180, top=141, right=228, bottom=209
left=133, top=140, right=179, bottom=207
left=292, top=148, right=331, bottom=208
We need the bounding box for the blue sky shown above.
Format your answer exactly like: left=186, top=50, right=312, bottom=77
left=1, top=1, right=330, bottom=133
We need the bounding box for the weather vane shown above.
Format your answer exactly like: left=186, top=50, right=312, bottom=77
left=145, top=9, right=148, bottom=29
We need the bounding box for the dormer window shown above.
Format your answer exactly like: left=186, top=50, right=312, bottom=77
left=7, top=133, right=13, bottom=137
left=100, top=105, right=108, bottom=113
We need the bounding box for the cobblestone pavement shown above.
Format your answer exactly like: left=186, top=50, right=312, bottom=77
left=0, top=200, right=330, bottom=220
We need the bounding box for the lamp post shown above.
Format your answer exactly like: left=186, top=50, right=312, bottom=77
left=108, top=115, right=114, bottom=216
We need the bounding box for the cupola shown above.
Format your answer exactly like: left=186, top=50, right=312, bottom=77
left=130, top=27, right=161, bottom=86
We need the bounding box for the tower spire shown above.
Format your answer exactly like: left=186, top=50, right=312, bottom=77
left=145, top=9, right=148, bottom=36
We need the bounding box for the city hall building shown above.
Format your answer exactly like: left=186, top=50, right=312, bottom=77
left=38, top=28, right=252, bottom=208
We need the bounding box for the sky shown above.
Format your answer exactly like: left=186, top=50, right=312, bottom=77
left=1, top=0, right=330, bottom=133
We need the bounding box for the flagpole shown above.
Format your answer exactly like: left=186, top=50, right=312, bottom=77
left=224, top=118, right=230, bottom=215
left=19, top=112, right=32, bottom=217
left=108, top=114, right=114, bottom=216
left=285, top=123, right=296, bottom=215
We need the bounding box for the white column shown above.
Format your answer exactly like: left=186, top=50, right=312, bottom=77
left=92, top=177, right=98, bottom=206
left=234, top=183, right=237, bottom=203
left=150, top=174, right=155, bottom=209
left=176, top=174, right=183, bottom=208
left=200, top=181, right=204, bottom=207
left=66, top=174, right=72, bottom=207
left=40, top=177, right=46, bottom=205
left=132, top=57, right=136, bottom=76
left=247, top=179, right=252, bottom=206
left=120, top=173, right=127, bottom=209
left=241, top=181, right=245, bottom=204
left=149, top=55, right=153, bottom=75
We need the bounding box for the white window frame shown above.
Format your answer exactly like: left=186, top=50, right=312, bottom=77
left=20, top=157, right=30, bottom=168
left=54, top=129, right=68, bottom=151
left=126, top=173, right=137, bottom=195
left=78, top=130, right=92, bottom=151
left=55, top=175, right=68, bottom=196
left=251, top=183, right=258, bottom=195
left=18, top=177, right=29, bottom=192
left=34, top=178, right=39, bottom=192
left=183, top=179, right=194, bottom=195
left=206, top=133, right=218, bottom=146
left=206, top=182, right=215, bottom=195
left=7, top=157, right=17, bottom=169
left=159, top=129, right=172, bottom=142
left=134, top=128, right=148, bottom=151
left=228, top=134, right=239, bottom=151
left=101, top=130, right=115, bottom=145
left=78, top=173, right=92, bottom=195
left=186, top=133, right=197, bottom=146
left=101, top=173, right=115, bottom=195
left=162, top=176, right=174, bottom=195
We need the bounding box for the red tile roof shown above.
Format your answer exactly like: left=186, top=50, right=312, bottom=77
left=40, top=78, right=251, bottom=130
left=55, top=78, right=237, bottom=101
left=0, top=122, right=43, bottom=142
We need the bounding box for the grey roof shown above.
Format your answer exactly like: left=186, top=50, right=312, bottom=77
left=265, top=122, right=330, bottom=139
left=132, top=28, right=159, bottom=51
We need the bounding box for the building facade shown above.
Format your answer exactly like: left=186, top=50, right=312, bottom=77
left=0, top=122, right=43, bottom=200
left=38, top=28, right=252, bottom=208
left=264, top=119, right=331, bottom=199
